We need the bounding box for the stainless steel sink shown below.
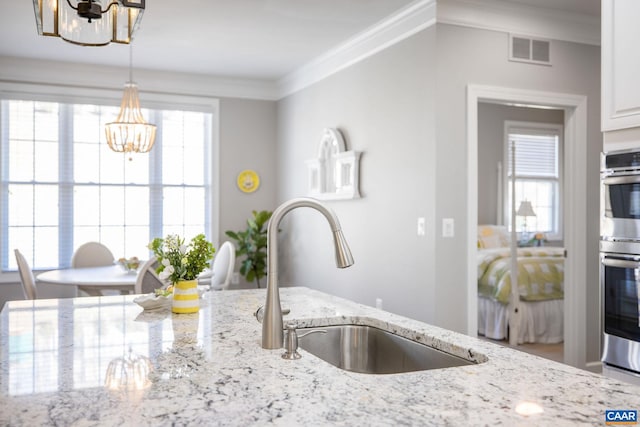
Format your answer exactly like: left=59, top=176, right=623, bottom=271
left=298, top=325, right=476, bottom=374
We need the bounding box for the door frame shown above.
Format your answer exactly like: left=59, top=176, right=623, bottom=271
left=466, top=84, right=587, bottom=368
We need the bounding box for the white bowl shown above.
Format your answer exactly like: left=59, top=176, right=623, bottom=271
left=133, top=293, right=172, bottom=311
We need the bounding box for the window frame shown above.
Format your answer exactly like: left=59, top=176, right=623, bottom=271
left=0, top=82, right=220, bottom=280
left=502, top=120, right=564, bottom=242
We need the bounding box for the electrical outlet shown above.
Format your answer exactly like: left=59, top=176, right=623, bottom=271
left=231, top=272, right=240, bottom=285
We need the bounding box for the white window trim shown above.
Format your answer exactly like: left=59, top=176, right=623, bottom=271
left=502, top=120, right=564, bottom=241
left=0, top=82, right=220, bottom=282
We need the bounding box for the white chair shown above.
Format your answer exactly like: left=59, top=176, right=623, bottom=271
left=134, top=257, right=165, bottom=294
left=210, top=241, right=236, bottom=291
left=71, top=241, right=115, bottom=268
left=14, top=249, right=37, bottom=300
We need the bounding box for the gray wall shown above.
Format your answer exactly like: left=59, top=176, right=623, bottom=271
left=218, top=97, right=278, bottom=289
left=478, top=103, right=564, bottom=225
left=277, top=23, right=602, bottom=365
left=434, top=24, right=601, bottom=362
left=276, top=27, right=437, bottom=322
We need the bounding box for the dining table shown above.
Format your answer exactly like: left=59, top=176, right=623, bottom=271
left=36, top=264, right=138, bottom=296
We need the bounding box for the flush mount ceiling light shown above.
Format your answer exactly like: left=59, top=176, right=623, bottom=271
left=33, top=0, right=145, bottom=46
left=105, top=46, right=156, bottom=160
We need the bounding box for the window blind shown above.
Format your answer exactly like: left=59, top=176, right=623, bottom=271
left=508, top=133, right=558, bottom=178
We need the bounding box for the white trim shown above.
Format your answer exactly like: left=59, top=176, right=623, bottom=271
left=277, top=0, right=437, bottom=98
left=438, top=0, right=600, bottom=47
left=0, top=56, right=279, bottom=101
left=585, top=360, right=603, bottom=374
left=467, top=84, right=588, bottom=369
left=0, top=81, right=220, bottom=114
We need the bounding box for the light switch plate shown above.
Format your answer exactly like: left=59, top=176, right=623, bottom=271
left=442, top=218, right=454, bottom=237
left=417, top=217, right=425, bottom=236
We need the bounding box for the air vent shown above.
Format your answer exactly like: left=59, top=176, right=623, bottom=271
left=509, top=34, right=551, bottom=66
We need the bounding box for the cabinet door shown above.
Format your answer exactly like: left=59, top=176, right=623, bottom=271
left=602, top=0, right=640, bottom=131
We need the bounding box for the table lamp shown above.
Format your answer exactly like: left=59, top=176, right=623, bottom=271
left=517, top=200, right=536, bottom=244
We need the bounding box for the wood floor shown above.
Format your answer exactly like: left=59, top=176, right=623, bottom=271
left=480, top=337, right=564, bottom=363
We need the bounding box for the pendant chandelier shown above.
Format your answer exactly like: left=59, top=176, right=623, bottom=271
left=32, top=0, right=145, bottom=46
left=105, top=46, right=156, bottom=160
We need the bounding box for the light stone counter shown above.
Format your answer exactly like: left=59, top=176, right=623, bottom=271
left=0, top=287, right=638, bottom=426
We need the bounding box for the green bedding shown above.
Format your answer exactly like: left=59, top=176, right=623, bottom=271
left=477, top=247, right=564, bottom=304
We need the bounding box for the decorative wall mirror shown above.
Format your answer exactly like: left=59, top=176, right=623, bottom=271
left=306, top=128, right=361, bottom=200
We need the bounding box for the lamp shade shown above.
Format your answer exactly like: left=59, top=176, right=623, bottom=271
left=517, top=200, right=536, bottom=217
left=105, top=82, right=156, bottom=157
left=33, top=0, right=145, bottom=46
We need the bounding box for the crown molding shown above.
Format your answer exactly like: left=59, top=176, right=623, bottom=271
left=277, top=0, right=437, bottom=99
left=436, top=0, right=600, bottom=46
left=277, top=0, right=600, bottom=99
left=0, top=56, right=280, bottom=101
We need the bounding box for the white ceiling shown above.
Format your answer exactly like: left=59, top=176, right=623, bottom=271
left=0, top=0, right=600, bottom=82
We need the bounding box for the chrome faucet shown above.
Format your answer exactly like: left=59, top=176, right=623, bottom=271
left=261, top=197, right=354, bottom=349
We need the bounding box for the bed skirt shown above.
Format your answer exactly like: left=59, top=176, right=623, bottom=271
left=477, top=296, right=563, bottom=344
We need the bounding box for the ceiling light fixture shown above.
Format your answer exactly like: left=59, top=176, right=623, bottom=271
left=105, top=45, right=156, bottom=160
left=32, top=0, right=145, bottom=46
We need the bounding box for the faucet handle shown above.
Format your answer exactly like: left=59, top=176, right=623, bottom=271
left=255, top=306, right=291, bottom=323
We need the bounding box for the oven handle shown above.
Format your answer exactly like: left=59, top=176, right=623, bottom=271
left=603, top=175, right=640, bottom=185
left=602, top=257, right=640, bottom=269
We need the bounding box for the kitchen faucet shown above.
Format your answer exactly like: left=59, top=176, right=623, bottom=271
left=261, top=197, right=354, bottom=349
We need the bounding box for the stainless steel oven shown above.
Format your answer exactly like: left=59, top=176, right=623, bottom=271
left=601, top=149, right=640, bottom=379
left=601, top=248, right=640, bottom=375
left=601, top=149, right=640, bottom=243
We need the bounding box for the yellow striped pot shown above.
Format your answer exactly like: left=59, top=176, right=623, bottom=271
left=171, top=279, right=199, bottom=314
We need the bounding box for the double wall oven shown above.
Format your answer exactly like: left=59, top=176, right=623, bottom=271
left=601, top=149, right=640, bottom=383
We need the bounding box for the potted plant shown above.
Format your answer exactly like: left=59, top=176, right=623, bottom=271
left=148, top=233, right=215, bottom=313
left=225, top=210, right=272, bottom=288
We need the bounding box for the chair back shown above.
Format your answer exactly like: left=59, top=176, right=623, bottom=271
left=134, top=257, right=165, bottom=294
left=71, top=242, right=115, bottom=268
left=210, top=241, right=236, bottom=291
left=14, top=249, right=37, bottom=300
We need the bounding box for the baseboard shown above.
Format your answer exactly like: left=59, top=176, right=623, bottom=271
left=585, top=360, right=603, bottom=373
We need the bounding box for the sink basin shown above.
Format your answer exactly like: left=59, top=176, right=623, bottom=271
left=298, top=324, right=476, bottom=374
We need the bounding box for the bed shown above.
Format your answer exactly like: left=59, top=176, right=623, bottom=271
left=476, top=225, right=564, bottom=344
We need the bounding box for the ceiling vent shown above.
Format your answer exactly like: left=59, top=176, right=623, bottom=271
left=509, top=35, right=551, bottom=66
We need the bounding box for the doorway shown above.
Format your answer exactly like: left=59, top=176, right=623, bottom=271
left=477, top=103, right=564, bottom=361
left=466, top=85, right=587, bottom=369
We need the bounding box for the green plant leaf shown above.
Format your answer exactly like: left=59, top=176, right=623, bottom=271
left=224, top=209, right=274, bottom=288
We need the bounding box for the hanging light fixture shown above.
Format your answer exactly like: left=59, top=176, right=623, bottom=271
left=105, top=45, right=156, bottom=160
left=32, top=0, right=145, bottom=46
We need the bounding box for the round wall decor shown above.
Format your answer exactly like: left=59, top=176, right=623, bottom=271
left=237, top=170, right=260, bottom=193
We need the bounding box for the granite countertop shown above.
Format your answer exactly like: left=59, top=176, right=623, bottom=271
left=1, top=287, right=639, bottom=426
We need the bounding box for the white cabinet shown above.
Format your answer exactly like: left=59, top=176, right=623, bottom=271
left=602, top=0, right=640, bottom=131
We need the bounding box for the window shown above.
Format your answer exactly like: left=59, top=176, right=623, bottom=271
left=504, top=122, right=563, bottom=240
left=1, top=98, right=213, bottom=272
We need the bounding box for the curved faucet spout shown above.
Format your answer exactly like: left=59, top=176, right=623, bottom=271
left=261, top=197, right=354, bottom=349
